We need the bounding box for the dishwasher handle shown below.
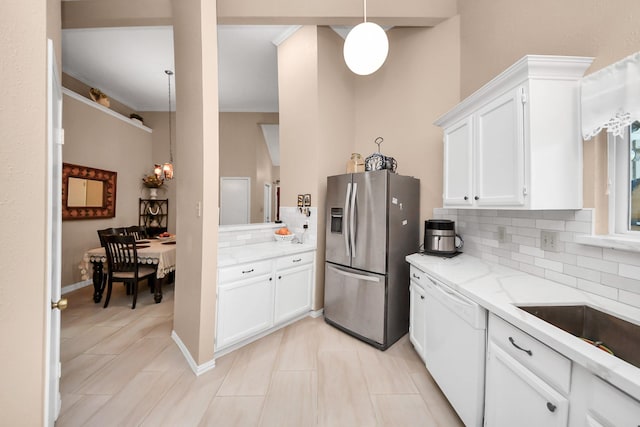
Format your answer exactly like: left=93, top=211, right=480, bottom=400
left=426, top=276, right=474, bottom=308
left=425, top=275, right=486, bottom=329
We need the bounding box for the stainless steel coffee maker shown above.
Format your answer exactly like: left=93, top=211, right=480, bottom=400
left=423, top=219, right=463, bottom=255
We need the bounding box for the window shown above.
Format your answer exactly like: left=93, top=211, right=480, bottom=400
left=609, top=120, right=640, bottom=235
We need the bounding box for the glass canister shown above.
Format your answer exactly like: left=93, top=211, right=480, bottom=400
left=347, top=153, right=365, bottom=173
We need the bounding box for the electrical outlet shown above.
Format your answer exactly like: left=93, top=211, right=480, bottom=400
left=497, top=226, right=507, bottom=243
left=541, top=230, right=558, bottom=252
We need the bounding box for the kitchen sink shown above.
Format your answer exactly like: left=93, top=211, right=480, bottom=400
left=517, top=305, right=640, bottom=369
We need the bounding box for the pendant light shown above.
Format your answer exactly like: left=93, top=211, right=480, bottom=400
left=343, top=0, right=389, bottom=76
left=162, top=69, right=174, bottom=179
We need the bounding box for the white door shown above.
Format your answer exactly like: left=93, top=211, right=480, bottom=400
left=443, top=116, right=473, bottom=206
left=263, top=182, right=272, bottom=222
left=274, top=264, right=312, bottom=324
left=46, top=39, right=63, bottom=426
left=216, top=274, right=274, bottom=350
left=475, top=87, right=526, bottom=206
left=220, top=177, right=250, bottom=225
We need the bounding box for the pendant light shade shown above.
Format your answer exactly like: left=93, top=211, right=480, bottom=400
left=343, top=0, right=389, bottom=76
left=344, top=22, right=389, bottom=76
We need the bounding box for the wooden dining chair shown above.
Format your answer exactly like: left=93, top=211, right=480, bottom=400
left=102, top=234, right=156, bottom=309
left=97, top=227, right=127, bottom=246
left=125, top=225, right=147, bottom=240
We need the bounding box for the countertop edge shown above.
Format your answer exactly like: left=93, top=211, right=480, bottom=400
left=406, top=252, right=640, bottom=400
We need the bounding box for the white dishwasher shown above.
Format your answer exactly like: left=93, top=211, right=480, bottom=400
left=423, top=273, right=487, bottom=427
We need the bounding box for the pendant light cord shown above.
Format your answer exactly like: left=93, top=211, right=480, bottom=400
left=166, top=70, right=174, bottom=163
left=363, top=0, right=367, bottom=22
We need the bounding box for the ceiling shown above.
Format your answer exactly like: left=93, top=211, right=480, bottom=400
left=61, top=25, right=301, bottom=112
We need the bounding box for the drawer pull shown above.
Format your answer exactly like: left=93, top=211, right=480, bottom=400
left=292, top=258, right=302, bottom=263
left=269, top=277, right=273, bottom=281
left=546, top=402, right=556, bottom=412
left=509, top=336, right=533, bottom=356
left=412, top=273, right=421, bottom=280
left=420, top=295, right=425, bottom=300
left=242, top=269, right=254, bottom=274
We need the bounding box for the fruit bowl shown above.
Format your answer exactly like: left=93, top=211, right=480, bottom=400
left=274, top=232, right=295, bottom=243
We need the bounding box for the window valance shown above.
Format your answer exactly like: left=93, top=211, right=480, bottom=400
left=581, top=50, right=640, bottom=140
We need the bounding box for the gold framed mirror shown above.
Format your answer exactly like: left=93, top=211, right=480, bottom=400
left=62, top=163, right=117, bottom=220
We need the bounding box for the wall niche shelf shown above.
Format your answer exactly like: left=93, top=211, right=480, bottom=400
left=62, top=88, right=152, bottom=133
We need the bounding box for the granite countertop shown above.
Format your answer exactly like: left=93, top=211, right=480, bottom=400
left=406, top=252, right=640, bottom=400
left=218, top=241, right=317, bottom=268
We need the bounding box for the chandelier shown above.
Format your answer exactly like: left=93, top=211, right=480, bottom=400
left=155, top=69, right=175, bottom=179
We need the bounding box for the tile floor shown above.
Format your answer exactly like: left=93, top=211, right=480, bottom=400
left=57, top=284, right=463, bottom=426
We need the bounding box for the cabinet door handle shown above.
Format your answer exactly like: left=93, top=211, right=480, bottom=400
left=242, top=269, right=254, bottom=274
left=420, top=295, right=425, bottom=300
left=464, top=196, right=468, bottom=201
left=278, top=276, right=282, bottom=280
left=474, top=196, right=479, bottom=200
left=269, top=277, right=273, bottom=281
left=292, top=258, right=302, bottom=263
left=546, top=402, right=556, bottom=412
left=508, top=336, right=533, bottom=356
left=412, top=273, right=421, bottom=280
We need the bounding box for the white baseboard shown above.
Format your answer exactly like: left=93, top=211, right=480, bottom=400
left=171, top=330, right=216, bottom=376
left=310, top=308, right=324, bottom=318
left=62, top=280, right=92, bottom=295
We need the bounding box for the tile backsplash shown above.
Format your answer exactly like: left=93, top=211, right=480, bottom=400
left=434, top=208, right=640, bottom=308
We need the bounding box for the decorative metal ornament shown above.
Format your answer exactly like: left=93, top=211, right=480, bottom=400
left=365, top=137, right=397, bottom=172
left=365, top=137, right=386, bottom=171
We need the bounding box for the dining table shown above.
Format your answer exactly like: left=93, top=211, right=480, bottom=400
left=82, top=237, right=177, bottom=304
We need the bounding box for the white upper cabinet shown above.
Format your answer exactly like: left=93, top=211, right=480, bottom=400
left=435, top=55, right=593, bottom=210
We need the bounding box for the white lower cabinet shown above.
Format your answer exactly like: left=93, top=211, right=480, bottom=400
left=485, top=341, right=569, bottom=427
left=485, top=314, right=570, bottom=427
left=274, top=262, right=313, bottom=325
left=570, top=364, right=640, bottom=427
left=216, top=250, right=315, bottom=352
left=216, top=273, right=274, bottom=350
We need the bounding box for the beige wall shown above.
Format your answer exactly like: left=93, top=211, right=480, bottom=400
left=140, top=111, right=178, bottom=233
left=354, top=19, right=460, bottom=239
left=219, top=112, right=279, bottom=223
left=0, top=0, right=57, bottom=423
left=61, top=94, right=153, bottom=286
left=217, top=0, right=457, bottom=26
left=61, top=0, right=457, bottom=29
left=457, top=0, right=640, bottom=232
left=314, top=27, right=358, bottom=308
left=458, top=0, right=640, bottom=98
left=62, top=0, right=172, bottom=29
left=278, top=26, right=321, bottom=207
left=171, top=0, right=218, bottom=366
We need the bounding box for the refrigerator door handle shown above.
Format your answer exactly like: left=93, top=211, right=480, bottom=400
left=344, top=182, right=352, bottom=257
left=328, top=264, right=381, bottom=283
left=350, top=182, right=358, bottom=258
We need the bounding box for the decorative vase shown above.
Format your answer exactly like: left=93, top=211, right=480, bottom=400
left=148, top=188, right=158, bottom=199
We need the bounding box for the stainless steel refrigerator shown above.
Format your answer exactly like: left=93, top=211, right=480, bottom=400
left=324, top=169, right=420, bottom=350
